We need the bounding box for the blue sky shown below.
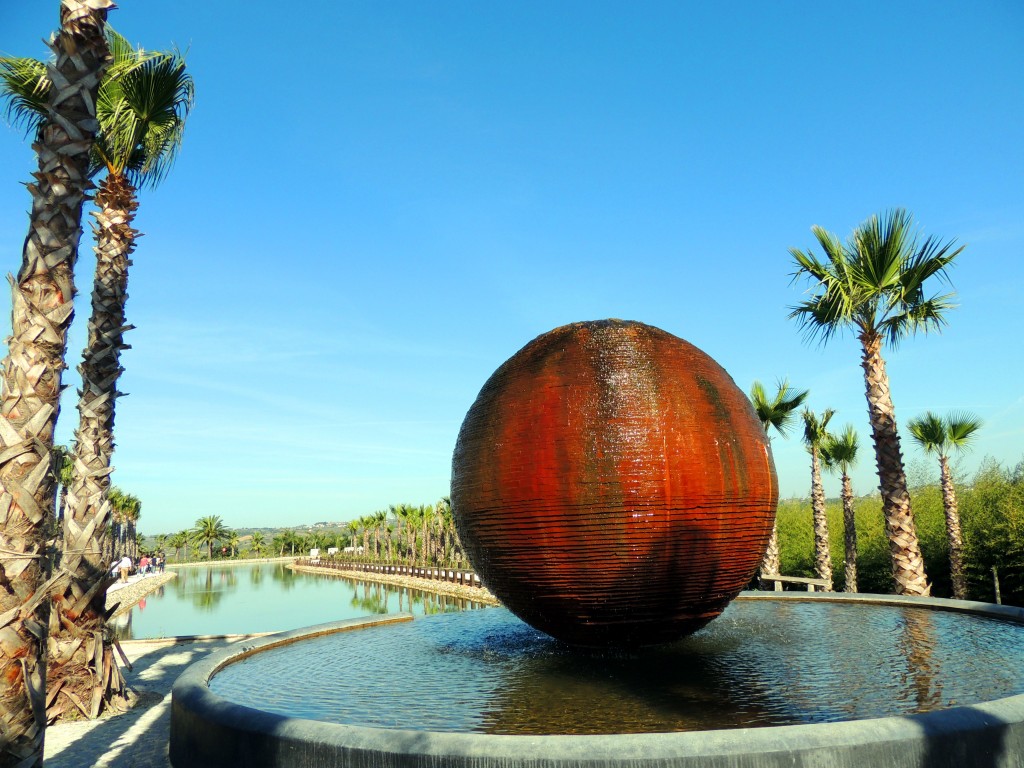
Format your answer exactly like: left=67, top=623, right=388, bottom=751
left=2, top=2, right=1022, bottom=534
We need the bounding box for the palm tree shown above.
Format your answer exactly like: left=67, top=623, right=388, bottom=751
left=192, top=515, right=229, bottom=561
left=789, top=209, right=964, bottom=596
left=750, top=379, right=809, bottom=582
left=106, top=486, right=128, bottom=559
left=250, top=532, right=265, bottom=557
left=226, top=531, right=240, bottom=558
left=51, top=444, right=74, bottom=526
left=373, top=511, right=387, bottom=559
left=908, top=411, right=982, bottom=599
left=168, top=530, right=187, bottom=561
left=0, top=4, right=112, bottom=751
left=4, top=29, right=192, bottom=719
left=121, top=492, right=141, bottom=559
left=272, top=534, right=287, bottom=557
left=802, top=408, right=835, bottom=591
left=823, top=425, right=860, bottom=593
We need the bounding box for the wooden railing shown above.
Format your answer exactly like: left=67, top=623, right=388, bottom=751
left=294, top=558, right=485, bottom=589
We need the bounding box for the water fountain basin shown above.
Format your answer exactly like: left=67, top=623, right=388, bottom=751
left=170, top=595, right=1024, bottom=768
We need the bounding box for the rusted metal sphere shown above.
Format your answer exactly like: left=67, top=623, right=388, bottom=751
left=451, top=320, right=777, bottom=647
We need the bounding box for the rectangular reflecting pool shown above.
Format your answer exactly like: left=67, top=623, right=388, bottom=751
left=111, top=562, right=487, bottom=640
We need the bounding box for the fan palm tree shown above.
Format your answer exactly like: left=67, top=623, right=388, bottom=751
left=802, top=408, right=835, bottom=591
left=192, top=515, right=230, bottom=561
left=4, top=26, right=191, bottom=721
left=0, top=3, right=112, bottom=752
left=750, top=379, right=809, bottom=581
left=789, top=209, right=964, bottom=596
left=907, top=411, right=982, bottom=599
left=823, top=425, right=860, bottom=593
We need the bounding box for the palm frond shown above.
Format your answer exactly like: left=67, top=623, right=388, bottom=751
left=91, top=30, right=193, bottom=186
left=907, top=412, right=947, bottom=455
left=822, top=424, right=858, bottom=473
left=881, top=292, right=956, bottom=347
left=0, top=56, right=49, bottom=135
left=750, top=378, right=809, bottom=437
left=946, top=411, right=982, bottom=449
left=801, top=407, right=835, bottom=449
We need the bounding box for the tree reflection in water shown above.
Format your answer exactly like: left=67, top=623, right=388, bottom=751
left=112, top=564, right=489, bottom=640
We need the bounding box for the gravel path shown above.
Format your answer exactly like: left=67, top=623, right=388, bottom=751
left=106, top=572, right=177, bottom=619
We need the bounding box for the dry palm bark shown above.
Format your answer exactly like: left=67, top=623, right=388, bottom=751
left=48, top=174, right=137, bottom=720
left=840, top=473, right=858, bottom=593
left=808, top=445, right=833, bottom=592
left=0, top=1, right=111, bottom=763
left=759, top=525, right=781, bottom=580
left=860, top=332, right=929, bottom=596
left=938, top=455, right=966, bottom=600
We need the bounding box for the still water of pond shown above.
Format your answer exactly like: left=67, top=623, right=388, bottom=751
left=111, top=562, right=486, bottom=640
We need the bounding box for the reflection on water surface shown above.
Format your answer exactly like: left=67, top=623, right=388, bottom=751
left=211, top=601, right=1024, bottom=734
left=111, top=563, right=486, bottom=639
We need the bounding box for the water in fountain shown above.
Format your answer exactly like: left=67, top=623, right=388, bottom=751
left=210, top=599, right=1024, bottom=735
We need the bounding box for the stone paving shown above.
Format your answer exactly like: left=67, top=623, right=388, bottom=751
left=44, top=637, right=240, bottom=768
left=44, top=566, right=492, bottom=767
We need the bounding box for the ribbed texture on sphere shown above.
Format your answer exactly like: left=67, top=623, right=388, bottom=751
left=451, top=320, right=777, bottom=647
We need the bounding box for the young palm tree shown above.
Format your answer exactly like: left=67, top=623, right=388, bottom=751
left=749, top=379, right=809, bottom=581
left=823, top=425, right=860, bottom=593
left=192, top=515, right=230, bottom=560
left=907, top=411, right=982, bottom=599
left=802, top=408, right=835, bottom=591
left=789, top=209, right=964, bottom=596
left=0, top=4, right=112, bottom=753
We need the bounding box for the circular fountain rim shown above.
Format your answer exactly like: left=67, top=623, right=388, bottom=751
left=170, top=594, right=1024, bottom=768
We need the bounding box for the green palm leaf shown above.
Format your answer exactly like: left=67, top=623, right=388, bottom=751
left=0, top=56, right=48, bottom=134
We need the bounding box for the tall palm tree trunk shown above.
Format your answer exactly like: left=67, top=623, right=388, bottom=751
left=809, top=446, right=833, bottom=591
left=840, top=473, right=858, bottom=593
left=759, top=524, right=781, bottom=582
left=0, top=2, right=111, bottom=761
left=860, top=332, right=929, bottom=595
left=50, top=174, right=137, bottom=717
left=938, top=456, right=966, bottom=599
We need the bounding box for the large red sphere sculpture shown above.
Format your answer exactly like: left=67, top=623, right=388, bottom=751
left=451, top=320, right=777, bottom=647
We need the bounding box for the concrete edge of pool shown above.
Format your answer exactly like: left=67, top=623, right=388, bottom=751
left=169, top=595, right=1024, bottom=768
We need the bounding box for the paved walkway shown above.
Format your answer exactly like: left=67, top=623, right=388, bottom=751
left=44, top=637, right=238, bottom=768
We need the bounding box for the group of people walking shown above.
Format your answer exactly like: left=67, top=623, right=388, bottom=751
left=111, top=553, right=165, bottom=583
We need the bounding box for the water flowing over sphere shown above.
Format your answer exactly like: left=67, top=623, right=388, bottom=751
left=451, top=320, right=778, bottom=647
